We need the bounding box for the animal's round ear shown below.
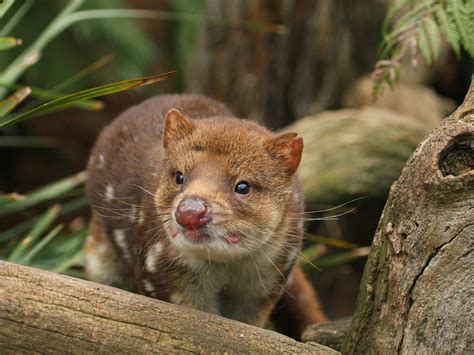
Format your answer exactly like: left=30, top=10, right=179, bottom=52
left=163, top=109, right=195, bottom=149
left=265, top=132, right=304, bottom=175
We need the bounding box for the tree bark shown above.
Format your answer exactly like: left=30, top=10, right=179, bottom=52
left=343, top=78, right=474, bottom=354
left=0, top=261, right=338, bottom=354
left=187, top=0, right=385, bottom=129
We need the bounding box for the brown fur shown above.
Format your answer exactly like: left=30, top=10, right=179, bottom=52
left=84, top=94, right=325, bottom=337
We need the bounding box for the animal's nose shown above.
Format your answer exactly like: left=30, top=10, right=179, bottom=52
left=175, top=198, right=211, bottom=229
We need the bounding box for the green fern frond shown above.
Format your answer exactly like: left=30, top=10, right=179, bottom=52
left=390, top=0, right=434, bottom=35
left=425, top=17, right=442, bottom=61
left=416, top=21, right=433, bottom=64
left=455, top=0, right=474, bottom=56
left=435, top=5, right=461, bottom=57
left=383, top=0, right=413, bottom=37
left=372, top=0, right=474, bottom=98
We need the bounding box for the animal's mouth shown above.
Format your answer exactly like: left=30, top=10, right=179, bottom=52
left=182, top=229, right=211, bottom=244
left=169, top=225, right=241, bottom=245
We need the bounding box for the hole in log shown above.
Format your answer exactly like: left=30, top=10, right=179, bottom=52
left=438, top=134, right=474, bottom=177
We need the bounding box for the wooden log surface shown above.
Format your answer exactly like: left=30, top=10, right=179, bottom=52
left=0, top=261, right=338, bottom=354
left=302, top=318, right=351, bottom=352
left=342, top=79, right=474, bottom=353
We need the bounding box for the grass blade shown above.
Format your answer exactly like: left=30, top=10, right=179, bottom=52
left=0, top=195, right=88, bottom=243
left=19, top=224, right=63, bottom=264
left=0, top=87, right=31, bottom=117
left=50, top=227, right=88, bottom=273
left=0, top=81, right=103, bottom=111
left=0, top=71, right=174, bottom=127
left=0, top=36, right=22, bottom=50
left=0, top=0, right=35, bottom=36
left=0, top=0, right=14, bottom=19
left=299, top=244, right=327, bottom=265
left=0, top=171, right=86, bottom=216
left=0, top=0, right=84, bottom=96
left=53, top=52, right=116, bottom=92
left=305, top=234, right=359, bottom=249
left=7, top=204, right=61, bottom=262
left=311, top=247, right=370, bottom=269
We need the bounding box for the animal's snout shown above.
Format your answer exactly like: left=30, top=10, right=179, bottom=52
left=175, top=198, right=212, bottom=229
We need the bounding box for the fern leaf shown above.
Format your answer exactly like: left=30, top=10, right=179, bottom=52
left=459, top=0, right=474, bottom=56
left=425, top=17, right=442, bottom=61
left=393, top=0, right=435, bottom=34
left=435, top=5, right=461, bottom=57
left=416, top=21, right=432, bottom=64
left=450, top=0, right=473, bottom=56
left=383, top=0, right=413, bottom=37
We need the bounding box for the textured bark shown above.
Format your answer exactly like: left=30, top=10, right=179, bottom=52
left=187, top=0, right=385, bottom=129
left=302, top=318, right=351, bottom=352
left=343, top=79, right=474, bottom=354
left=0, top=261, right=338, bottom=354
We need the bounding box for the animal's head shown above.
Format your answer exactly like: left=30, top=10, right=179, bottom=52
left=154, top=108, right=303, bottom=262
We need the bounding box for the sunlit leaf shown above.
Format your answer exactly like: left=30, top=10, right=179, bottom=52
left=0, top=36, right=22, bottom=50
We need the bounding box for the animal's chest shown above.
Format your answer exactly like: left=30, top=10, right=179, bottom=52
left=137, top=251, right=282, bottom=316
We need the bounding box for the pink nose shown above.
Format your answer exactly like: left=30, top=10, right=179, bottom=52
left=175, top=198, right=211, bottom=229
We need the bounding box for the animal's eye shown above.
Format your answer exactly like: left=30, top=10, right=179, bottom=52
left=175, top=171, right=184, bottom=185
left=235, top=181, right=251, bottom=195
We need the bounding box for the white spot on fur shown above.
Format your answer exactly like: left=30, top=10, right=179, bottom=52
left=105, top=185, right=114, bottom=202
left=143, top=279, right=154, bottom=293
left=170, top=292, right=183, bottom=305
left=129, top=205, right=137, bottom=223
left=84, top=235, right=124, bottom=286
left=98, top=154, right=105, bottom=168
left=146, top=242, right=163, bottom=273
left=84, top=243, right=101, bottom=276
left=113, top=229, right=130, bottom=260
left=138, top=210, right=145, bottom=225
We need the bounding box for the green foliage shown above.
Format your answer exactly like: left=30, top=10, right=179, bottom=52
left=0, top=0, right=159, bottom=93
left=373, top=0, right=474, bottom=97
left=0, top=71, right=174, bottom=127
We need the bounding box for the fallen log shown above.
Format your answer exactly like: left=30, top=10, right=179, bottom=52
left=286, top=107, right=430, bottom=205
left=0, top=261, right=338, bottom=354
